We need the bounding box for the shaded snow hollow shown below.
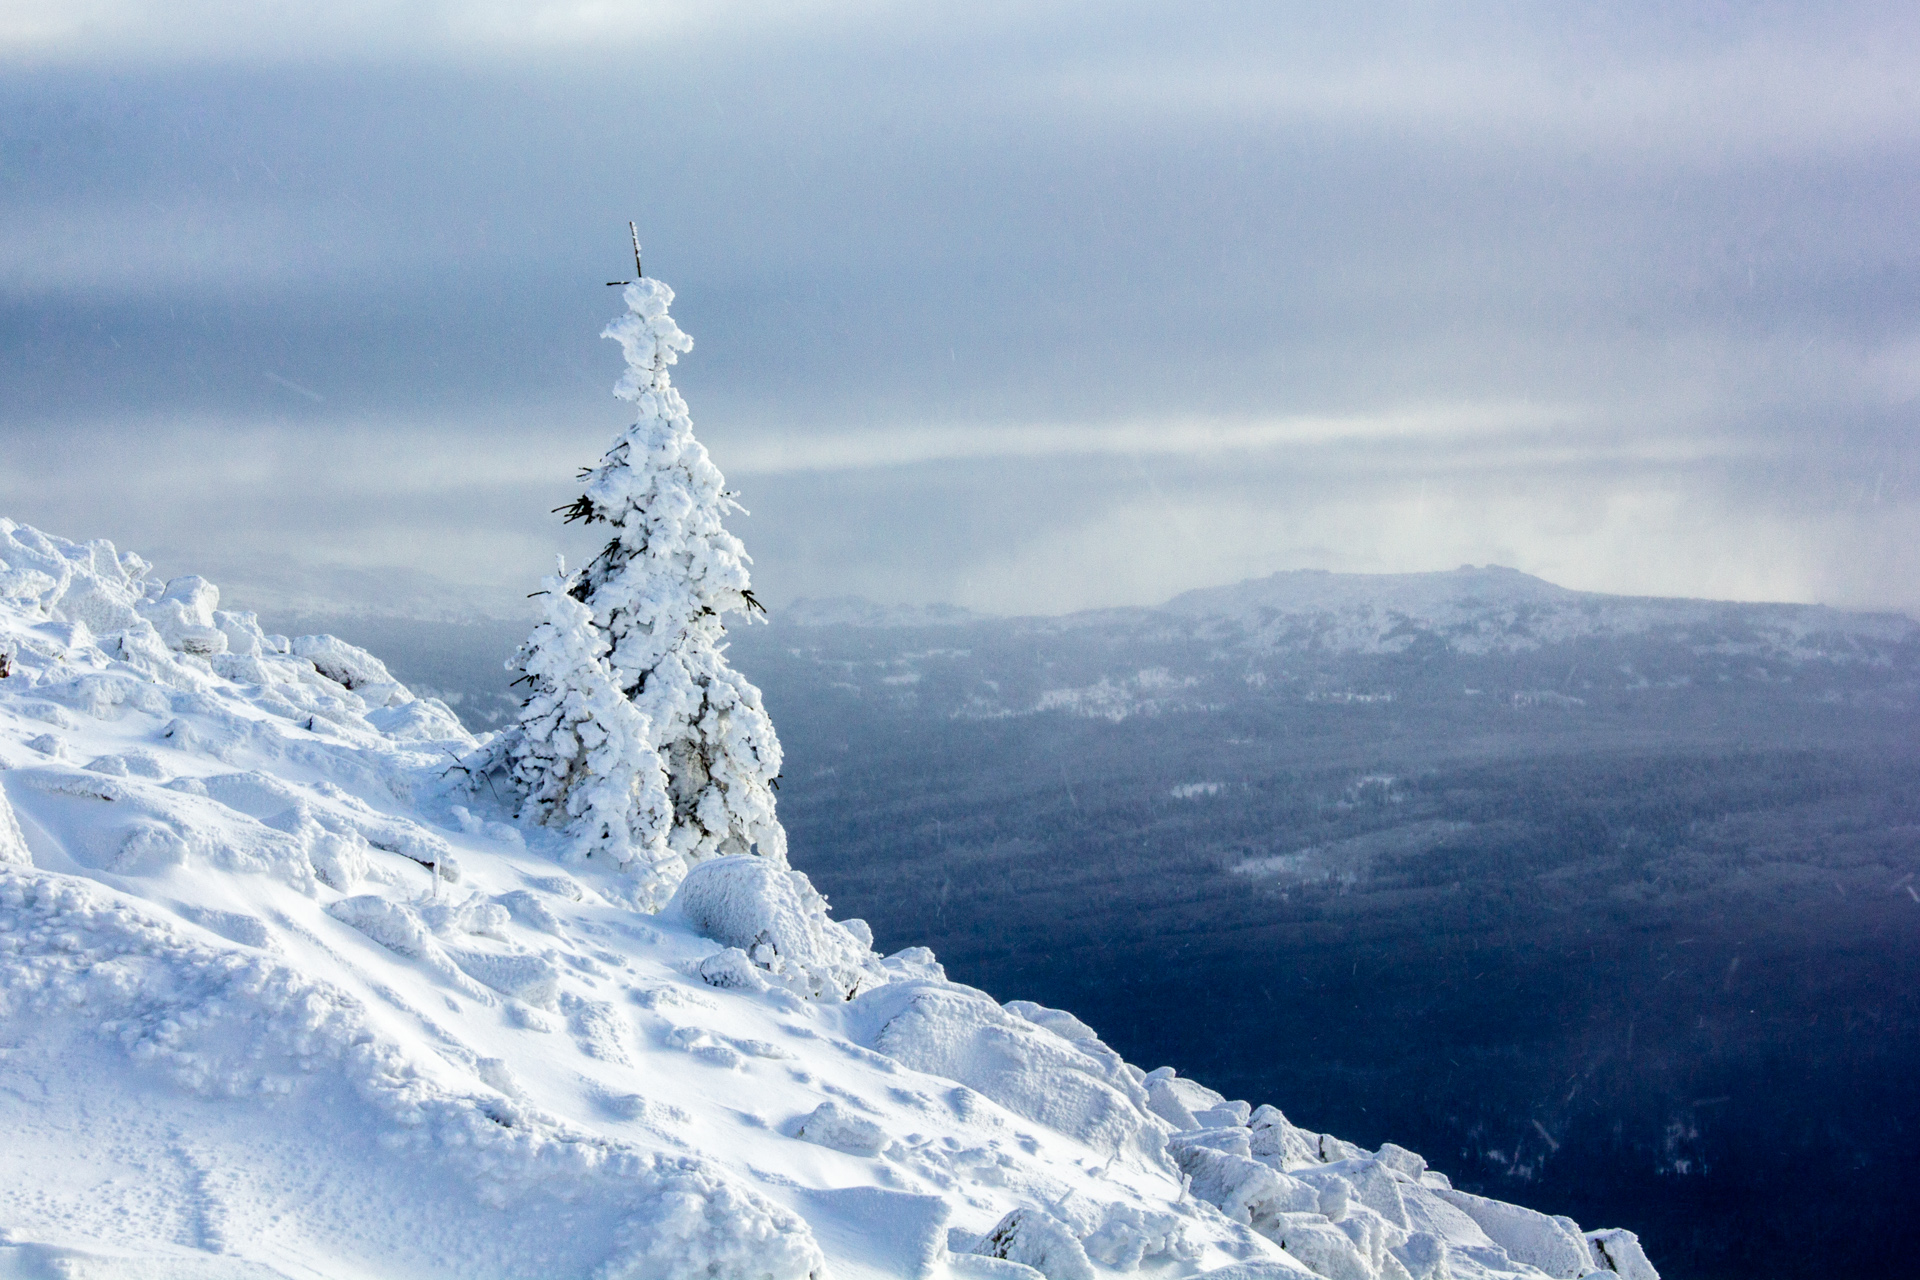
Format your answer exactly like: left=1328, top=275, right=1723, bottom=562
left=0, top=520, right=1658, bottom=1280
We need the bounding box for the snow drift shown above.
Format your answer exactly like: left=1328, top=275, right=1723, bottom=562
left=0, top=519, right=1658, bottom=1280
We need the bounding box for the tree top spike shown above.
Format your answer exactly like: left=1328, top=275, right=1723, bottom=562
left=605, top=221, right=645, bottom=286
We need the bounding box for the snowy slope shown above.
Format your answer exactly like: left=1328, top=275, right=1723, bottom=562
left=0, top=520, right=1658, bottom=1280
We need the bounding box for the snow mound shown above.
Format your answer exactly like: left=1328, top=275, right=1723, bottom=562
left=0, top=518, right=1660, bottom=1280
left=794, top=1099, right=888, bottom=1156
left=0, top=782, right=34, bottom=865
left=855, top=981, right=1167, bottom=1162
left=670, top=853, right=882, bottom=1000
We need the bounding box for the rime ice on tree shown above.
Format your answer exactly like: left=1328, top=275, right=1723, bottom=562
left=506, top=560, right=672, bottom=881
left=509, top=269, right=785, bottom=899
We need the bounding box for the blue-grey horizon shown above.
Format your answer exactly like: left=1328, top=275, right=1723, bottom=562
left=3, top=2, right=1916, bottom=621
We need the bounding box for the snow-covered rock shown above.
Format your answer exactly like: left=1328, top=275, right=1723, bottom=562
left=139, top=574, right=228, bottom=656
left=856, top=980, right=1166, bottom=1162
left=1431, top=1189, right=1590, bottom=1277
left=794, top=1099, right=888, bottom=1156
left=1584, top=1229, right=1658, bottom=1279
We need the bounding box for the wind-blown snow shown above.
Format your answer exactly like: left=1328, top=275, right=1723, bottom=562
left=0, top=519, right=1659, bottom=1279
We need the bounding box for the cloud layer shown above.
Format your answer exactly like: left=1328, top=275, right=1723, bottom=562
left=3, top=2, right=1916, bottom=618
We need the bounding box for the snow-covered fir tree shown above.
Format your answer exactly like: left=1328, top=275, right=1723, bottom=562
left=508, top=271, right=785, bottom=899
left=505, top=559, right=672, bottom=879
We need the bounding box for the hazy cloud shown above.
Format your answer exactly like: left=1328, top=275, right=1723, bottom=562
left=3, top=2, right=1915, bottom=618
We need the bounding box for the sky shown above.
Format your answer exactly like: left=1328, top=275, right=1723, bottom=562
left=3, top=1, right=1917, bottom=619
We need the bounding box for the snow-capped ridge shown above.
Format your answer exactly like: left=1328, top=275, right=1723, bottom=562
left=773, top=565, right=1915, bottom=667
left=781, top=597, right=985, bottom=629
left=1164, top=566, right=1576, bottom=621
left=1162, top=566, right=1917, bottom=658
left=0, top=518, right=470, bottom=749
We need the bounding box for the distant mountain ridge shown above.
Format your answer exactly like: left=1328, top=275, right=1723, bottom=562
left=779, top=596, right=983, bottom=629
left=1158, top=566, right=1919, bottom=659
left=780, top=567, right=1918, bottom=664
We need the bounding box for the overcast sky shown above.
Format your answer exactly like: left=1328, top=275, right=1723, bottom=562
left=3, top=2, right=1917, bottom=619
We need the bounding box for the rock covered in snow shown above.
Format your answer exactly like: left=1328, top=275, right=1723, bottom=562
left=0, top=520, right=469, bottom=752
left=1584, top=1230, right=1658, bottom=1280
left=139, top=575, right=227, bottom=655
left=853, top=981, right=1167, bottom=1162
left=794, top=1099, right=887, bottom=1156
left=291, top=634, right=407, bottom=704
left=1429, top=1189, right=1591, bottom=1277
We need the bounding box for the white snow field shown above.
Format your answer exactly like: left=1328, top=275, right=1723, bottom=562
left=0, top=519, right=1659, bottom=1280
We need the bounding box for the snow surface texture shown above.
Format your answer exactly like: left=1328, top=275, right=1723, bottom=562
left=503, top=276, right=784, bottom=905
left=0, top=519, right=1659, bottom=1279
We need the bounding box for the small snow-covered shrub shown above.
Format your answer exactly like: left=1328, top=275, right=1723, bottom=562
left=973, top=1208, right=1096, bottom=1280
left=307, top=828, right=372, bottom=892
left=1586, top=1228, right=1659, bottom=1279
left=697, top=947, right=767, bottom=992
left=496, top=888, right=565, bottom=934
left=593, top=1157, right=825, bottom=1280
left=669, top=855, right=879, bottom=1000
left=328, top=894, right=438, bottom=958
